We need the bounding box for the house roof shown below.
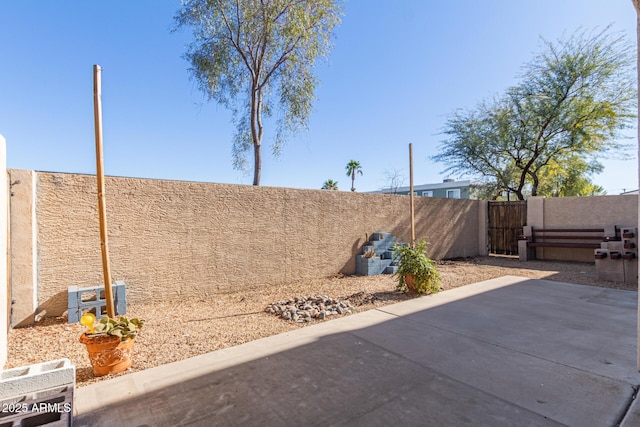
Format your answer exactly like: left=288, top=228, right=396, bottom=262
left=370, top=180, right=474, bottom=194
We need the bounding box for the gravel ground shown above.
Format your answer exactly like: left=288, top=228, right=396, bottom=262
left=6, top=256, right=636, bottom=387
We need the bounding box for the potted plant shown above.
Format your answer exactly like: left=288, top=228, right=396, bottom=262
left=79, top=313, right=144, bottom=376
left=392, top=239, right=441, bottom=295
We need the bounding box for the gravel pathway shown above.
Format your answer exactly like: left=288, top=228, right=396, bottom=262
left=6, top=256, right=635, bottom=387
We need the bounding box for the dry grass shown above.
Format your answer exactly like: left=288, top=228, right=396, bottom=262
left=6, top=256, right=634, bottom=387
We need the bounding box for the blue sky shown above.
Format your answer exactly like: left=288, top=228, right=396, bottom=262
left=0, top=1, right=638, bottom=194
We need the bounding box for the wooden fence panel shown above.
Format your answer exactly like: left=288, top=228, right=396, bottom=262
left=488, top=201, right=527, bottom=255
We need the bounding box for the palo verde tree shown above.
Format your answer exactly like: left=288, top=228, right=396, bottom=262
left=535, top=154, right=606, bottom=197
left=175, top=0, right=342, bottom=185
left=345, top=160, right=363, bottom=192
left=434, top=27, right=636, bottom=200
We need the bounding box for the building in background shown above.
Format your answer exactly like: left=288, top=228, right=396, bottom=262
left=371, top=179, right=476, bottom=199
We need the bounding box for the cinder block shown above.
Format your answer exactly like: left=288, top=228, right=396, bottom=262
left=67, top=281, right=126, bottom=323
left=357, top=232, right=400, bottom=276
left=0, top=359, right=74, bottom=398
left=0, top=384, right=73, bottom=427
left=371, top=232, right=390, bottom=241
left=384, top=265, right=398, bottom=274
left=621, top=227, right=637, bottom=239
left=0, top=359, right=74, bottom=427
left=620, top=227, right=637, bottom=285
left=382, top=250, right=398, bottom=260
left=356, top=256, right=392, bottom=276
left=595, top=249, right=625, bottom=282
left=371, top=240, right=391, bottom=251
left=601, top=241, right=624, bottom=252
left=518, top=240, right=535, bottom=261
left=623, top=257, right=638, bottom=285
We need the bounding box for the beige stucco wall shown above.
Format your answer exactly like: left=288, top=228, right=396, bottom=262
left=8, top=170, right=37, bottom=326
left=531, top=195, right=639, bottom=262
left=10, top=171, right=482, bottom=320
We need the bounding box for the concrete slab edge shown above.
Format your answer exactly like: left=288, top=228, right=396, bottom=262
left=74, top=308, right=400, bottom=415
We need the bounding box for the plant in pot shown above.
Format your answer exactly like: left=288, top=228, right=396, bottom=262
left=79, top=313, right=144, bottom=376
left=392, top=239, right=441, bottom=295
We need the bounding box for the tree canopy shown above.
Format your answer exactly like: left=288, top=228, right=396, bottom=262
left=321, top=179, right=339, bottom=190
left=434, top=27, right=636, bottom=200
left=175, top=0, right=342, bottom=185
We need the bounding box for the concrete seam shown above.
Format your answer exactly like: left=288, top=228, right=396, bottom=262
left=615, top=384, right=638, bottom=427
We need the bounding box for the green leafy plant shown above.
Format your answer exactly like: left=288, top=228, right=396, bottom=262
left=86, top=316, right=144, bottom=342
left=392, top=239, right=440, bottom=295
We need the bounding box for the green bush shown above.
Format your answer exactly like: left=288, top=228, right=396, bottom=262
left=392, top=239, right=440, bottom=295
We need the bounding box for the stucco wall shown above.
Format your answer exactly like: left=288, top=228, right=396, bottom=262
left=10, top=171, right=482, bottom=320
left=529, top=195, right=639, bottom=262
left=8, top=170, right=37, bottom=327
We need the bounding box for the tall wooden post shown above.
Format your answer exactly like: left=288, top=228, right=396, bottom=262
left=409, top=143, right=415, bottom=247
left=93, top=65, right=115, bottom=318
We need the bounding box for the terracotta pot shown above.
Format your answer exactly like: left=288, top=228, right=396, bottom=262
left=404, top=274, right=418, bottom=294
left=79, top=333, right=135, bottom=376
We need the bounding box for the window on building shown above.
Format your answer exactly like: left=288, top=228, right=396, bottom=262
left=446, top=189, right=461, bottom=199
left=421, top=191, right=433, bottom=197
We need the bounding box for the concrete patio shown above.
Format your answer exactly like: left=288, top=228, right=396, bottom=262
left=74, top=276, right=640, bottom=426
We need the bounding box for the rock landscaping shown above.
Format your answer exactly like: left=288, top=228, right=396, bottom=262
left=8, top=256, right=626, bottom=388
left=265, top=295, right=356, bottom=322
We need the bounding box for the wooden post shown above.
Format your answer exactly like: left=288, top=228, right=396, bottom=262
left=93, top=65, right=115, bottom=318
left=409, top=143, right=415, bottom=247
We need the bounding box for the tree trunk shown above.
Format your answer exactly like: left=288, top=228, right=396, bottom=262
left=351, top=171, right=355, bottom=191
left=252, top=146, right=262, bottom=185
left=530, top=173, right=539, bottom=197
left=250, top=84, right=264, bottom=186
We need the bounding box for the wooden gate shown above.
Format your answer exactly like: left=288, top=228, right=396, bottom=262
left=488, top=201, right=527, bottom=255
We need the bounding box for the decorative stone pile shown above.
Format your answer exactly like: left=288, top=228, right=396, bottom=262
left=265, top=295, right=356, bottom=322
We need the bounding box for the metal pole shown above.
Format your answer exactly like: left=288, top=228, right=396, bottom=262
left=409, top=143, right=415, bottom=247
left=93, top=65, right=115, bottom=318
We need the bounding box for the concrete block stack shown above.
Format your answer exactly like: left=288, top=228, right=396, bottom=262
left=595, top=247, right=624, bottom=282
left=622, top=227, right=637, bottom=285
left=596, top=226, right=638, bottom=285
left=355, top=232, right=400, bottom=276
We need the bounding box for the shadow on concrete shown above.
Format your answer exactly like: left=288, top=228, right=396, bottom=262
left=74, top=277, right=640, bottom=427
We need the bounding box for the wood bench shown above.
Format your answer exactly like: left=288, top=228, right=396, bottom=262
left=518, top=226, right=620, bottom=261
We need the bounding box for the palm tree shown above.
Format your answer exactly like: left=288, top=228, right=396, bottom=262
left=321, top=179, right=339, bottom=190
left=345, top=160, right=363, bottom=192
